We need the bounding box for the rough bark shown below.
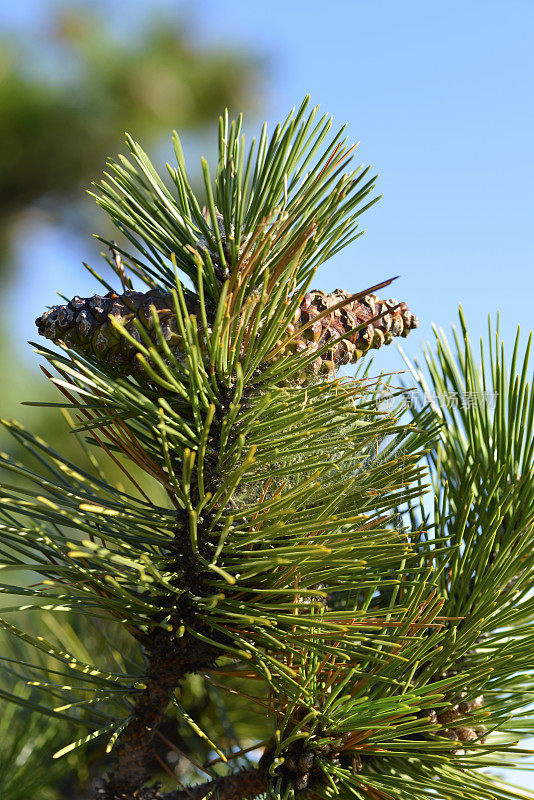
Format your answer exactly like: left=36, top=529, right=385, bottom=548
left=99, top=631, right=216, bottom=799
left=163, top=767, right=267, bottom=800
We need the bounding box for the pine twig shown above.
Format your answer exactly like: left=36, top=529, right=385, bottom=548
left=102, top=632, right=216, bottom=798
left=162, top=765, right=267, bottom=800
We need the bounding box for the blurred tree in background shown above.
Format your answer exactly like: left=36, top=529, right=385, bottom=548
left=0, top=5, right=260, bottom=277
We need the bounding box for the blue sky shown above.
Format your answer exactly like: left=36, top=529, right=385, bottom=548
left=1, top=0, right=534, bottom=790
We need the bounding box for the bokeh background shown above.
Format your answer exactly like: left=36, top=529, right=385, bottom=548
left=0, top=0, right=532, bottom=795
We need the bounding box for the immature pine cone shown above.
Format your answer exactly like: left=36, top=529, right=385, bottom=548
left=423, top=694, right=487, bottom=755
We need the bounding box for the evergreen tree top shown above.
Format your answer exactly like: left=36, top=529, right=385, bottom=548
left=0, top=98, right=532, bottom=800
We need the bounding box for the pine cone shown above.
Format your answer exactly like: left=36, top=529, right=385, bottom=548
left=36, top=289, right=199, bottom=376
left=36, top=287, right=418, bottom=378
left=277, top=289, right=418, bottom=375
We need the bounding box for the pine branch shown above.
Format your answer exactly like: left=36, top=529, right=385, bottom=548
left=103, top=632, right=217, bottom=798
left=96, top=766, right=268, bottom=800
left=161, top=767, right=267, bottom=800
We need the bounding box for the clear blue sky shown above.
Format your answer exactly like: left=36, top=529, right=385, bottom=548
left=1, top=0, right=533, bottom=790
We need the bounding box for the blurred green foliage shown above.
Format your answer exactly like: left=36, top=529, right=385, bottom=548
left=0, top=612, right=143, bottom=798
left=0, top=610, right=270, bottom=798
left=0, top=6, right=260, bottom=268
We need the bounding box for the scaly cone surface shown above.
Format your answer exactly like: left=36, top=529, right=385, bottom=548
left=35, top=287, right=418, bottom=378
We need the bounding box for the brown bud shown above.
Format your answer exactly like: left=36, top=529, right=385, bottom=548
left=297, top=751, right=315, bottom=772
left=438, top=707, right=461, bottom=725
left=456, top=726, right=477, bottom=743
left=295, top=774, right=309, bottom=790
left=284, top=755, right=297, bottom=772
left=475, top=725, right=487, bottom=743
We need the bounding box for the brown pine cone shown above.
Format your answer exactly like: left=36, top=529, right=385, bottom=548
left=36, top=289, right=199, bottom=376
left=277, top=289, right=418, bottom=375
left=36, top=287, right=418, bottom=379
left=429, top=694, right=486, bottom=752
